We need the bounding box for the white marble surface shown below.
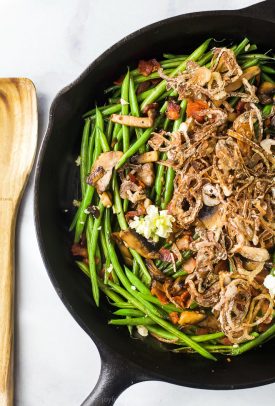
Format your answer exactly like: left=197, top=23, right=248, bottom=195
left=1, top=0, right=274, bottom=405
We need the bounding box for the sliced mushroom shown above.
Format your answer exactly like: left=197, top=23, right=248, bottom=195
left=198, top=204, right=223, bottom=230
left=87, top=166, right=105, bottom=185
left=257, top=81, right=275, bottom=104
left=202, top=183, right=220, bottom=206
left=146, top=259, right=166, bottom=282
left=89, top=151, right=123, bottom=193
left=130, top=151, right=159, bottom=164
left=225, top=66, right=261, bottom=93
left=236, top=246, right=270, bottom=262
left=178, top=310, right=206, bottom=326
left=100, top=191, right=112, bottom=208
left=111, top=114, right=154, bottom=128
left=112, top=232, right=133, bottom=266
left=136, top=163, right=155, bottom=187
left=113, top=229, right=160, bottom=259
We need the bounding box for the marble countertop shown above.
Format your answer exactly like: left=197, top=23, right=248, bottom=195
left=2, top=0, right=274, bottom=404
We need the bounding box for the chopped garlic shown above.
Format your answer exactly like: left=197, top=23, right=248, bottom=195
left=131, top=285, right=136, bottom=290
left=129, top=205, right=174, bottom=242
left=137, top=325, right=148, bottom=337
left=264, top=274, right=275, bottom=296
left=73, top=199, right=81, bottom=207
left=120, top=98, right=129, bottom=105
left=84, top=209, right=90, bottom=214
left=75, top=156, right=81, bottom=166
left=106, top=264, right=113, bottom=274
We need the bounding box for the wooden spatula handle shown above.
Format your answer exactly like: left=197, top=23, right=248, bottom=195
left=0, top=199, right=16, bottom=406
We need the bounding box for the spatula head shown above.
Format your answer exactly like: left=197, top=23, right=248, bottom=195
left=0, top=78, right=37, bottom=203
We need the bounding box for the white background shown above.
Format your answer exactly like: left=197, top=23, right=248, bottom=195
left=1, top=0, right=274, bottom=405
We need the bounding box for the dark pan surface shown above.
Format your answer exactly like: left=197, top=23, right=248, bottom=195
left=35, top=1, right=275, bottom=396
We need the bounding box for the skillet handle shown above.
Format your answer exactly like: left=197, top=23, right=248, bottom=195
left=81, top=350, right=148, bottom=406
left=240, top=0, right=275, bottom=21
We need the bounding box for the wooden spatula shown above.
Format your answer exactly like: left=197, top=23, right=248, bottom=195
left=0, top=78, right=37, bottom=406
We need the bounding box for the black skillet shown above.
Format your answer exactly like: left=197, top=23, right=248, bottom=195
left=34, top=1, right=275, bottom=404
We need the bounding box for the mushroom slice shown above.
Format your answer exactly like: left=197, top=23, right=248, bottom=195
left=112, top=232, right=133, bottom=266
left=113, top=229, right=159, bottom=259
left=130, top=151, right=159, bottom=164
left=202, top=183, right=221, bottom=206
left=111, top=114, right=154, bottom=128
left=100, top=191, right=112, bottom=208
left=178, top=310, right=206, bottom=326
left=89, top=151, right=123, bottom=193
left=145, top=259, right=166, bottom=282
left=225, top=66, right=261, bottom=92
left=236, top=246, right=270, bottom=262
left=257, top=81, right=275, bottom=104
left=136, top=163, right=155, bottom=187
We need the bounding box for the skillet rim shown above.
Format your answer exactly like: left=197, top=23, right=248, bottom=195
left=34, top=3, right=275, bottom=391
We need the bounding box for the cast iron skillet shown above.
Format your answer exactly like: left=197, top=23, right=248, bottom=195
left=35, top=1, right=275, bottom=404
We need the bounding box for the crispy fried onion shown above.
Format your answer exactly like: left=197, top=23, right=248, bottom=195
left=214, top=272, right=273, bottom=343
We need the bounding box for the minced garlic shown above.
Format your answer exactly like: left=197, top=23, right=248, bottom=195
left=129, top=205, right=174, bottom=242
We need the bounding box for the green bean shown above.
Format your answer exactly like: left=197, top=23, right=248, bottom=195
left=87, top=125, right=96, bottom=169
left=161, top=99, right=187, bottom=209
left=138, top=293, right=183, bottom=313
left=163, top=53, right=187, bottom=59
left=75, top=261, right=123, bottom=304
left=108, top=280, right=216, bottom=360
left=112, top=176, right=151, bottom=285
left=262, top=72, right=275, bottom=84
left=129, top=75, right=145, bottom=153
left=140, top=38, right=212, bottom=111
left=109, top=317, right=155, bottom=326
left=234, top=37, right=249, bottom=56
left=80, top=119, right=90, bottom=197
left=74, top=108, right=104, bottom=242
left=241, top=58, right=259, bottom=69
left=261, top=65, right=275, bottom=75
left=97, top=127, right=110, bottom=153
left=110, top=302, right=136, bottom=309
left=134, top=69, right=173, bottom=83
left=86, top=203, right=104, bottom=306
left=121, top=70, right=130, bottom=152
left=113, top=309, right=144, bottom=317
left=262, top=104, right=273, bottom=117
left=125, top=267, right=151, bottom=295
left=232, top=324, right=275, bottom=355
left=132, top=258, right=139, bottom=276
left=238, top=53, right=275, bottom=61
left=172, top=270, right=188, bottom=279
left=83, top=103, right=121, bottom=119
left=106, top=119, right=114, bottom=143
left=147, top=325, right=225, bottom=343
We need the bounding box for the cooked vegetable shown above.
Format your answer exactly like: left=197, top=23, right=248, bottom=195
left=71, top=38, right=275, bottom=359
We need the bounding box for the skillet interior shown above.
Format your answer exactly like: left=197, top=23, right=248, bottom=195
left=35, top=8, right=275, bottom=389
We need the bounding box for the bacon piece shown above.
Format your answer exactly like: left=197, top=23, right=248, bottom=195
left=137, top=81, right=151, bottom=95
left=169, top=312, right=179, bottom=325
left=183, top=257, right=196, bottom=273
left=166, top=100, right=181, bottom=120
left=143, top=103, right=159, bottom=115
left=186, top=99, right=208, bottom=123
left=159, top=247, right=175, bottom=262
left=138, top=59, right=160, bottom=77
left=113, top=74, right=125, bottom=85
left=71, top=243, right=88, bottom=259
left=151, top=283, right=169, bottom=305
